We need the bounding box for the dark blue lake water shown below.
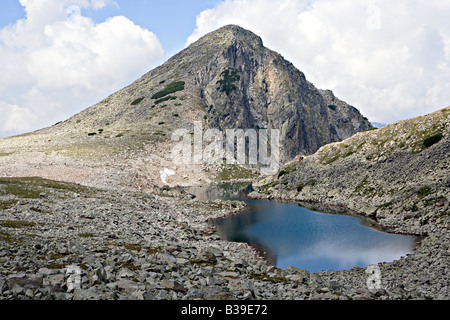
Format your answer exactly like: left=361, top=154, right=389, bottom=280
left=188, top=184, right=417, bottom=273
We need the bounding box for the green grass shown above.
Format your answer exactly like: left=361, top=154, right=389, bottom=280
left=117, top=262, right=139, bottom=271
left=155, top=95, right=177, bottom=104
left=277, top=163, right=297, bottom=178
left=0, top=152, right=13, bottom=157
left=0, top=231, right=15, bottom=243
left=0, top=178, right=42, bottom=199
left=78, top=233, right=96, bottom=238
left=417, top=186, right=432, bottom=198
left=354, top=176, right=369, bottom=194
left=249, top=273, right=289, bottom=284
left=423, top=133, right=443, bottom=148
left=379, top=202, right=393, bottom=209
left=216, top=165, right=256, bottom=181
left=323, top=154, right=341, bottom=165
left=296, top=183, right=305, bottom=192
left=46, top=264, right=68, bottom=270
left=131, top=97, right=145, bottom=105
left=123, top=243, right=142, bottom=252
left=0, top=220, right=36, bottom=229
left=362, top=127, right=378, bottom=132
left=217, top=69, right=240, bottom=95
left=0, top=177, right=98, bottom=201
left=0, top=199, right=18, bottom=210
left=151, top=81, right=185, bottom=100
left=327, top=105, right=337, bottom=111
left=278, top=170, right=288, bottom=178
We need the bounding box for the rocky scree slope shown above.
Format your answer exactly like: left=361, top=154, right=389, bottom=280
left=0, top=25, right=371, bottom=190
left=1, top=177, right=449, bottom=300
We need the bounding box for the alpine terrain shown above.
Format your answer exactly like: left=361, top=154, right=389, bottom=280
left=1, top=25, right=447, bottom=301
left=0, top=25, right=371, bottom=191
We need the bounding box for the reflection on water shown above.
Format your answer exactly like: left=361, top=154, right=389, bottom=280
left=188, top=184, right=417, bottom=273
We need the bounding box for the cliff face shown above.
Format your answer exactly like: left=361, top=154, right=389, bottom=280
left=251, top=106, right=450, bottom=236
left=0, top=25, right=372, bottom=188
left=142, top=25, right=372, bottom=160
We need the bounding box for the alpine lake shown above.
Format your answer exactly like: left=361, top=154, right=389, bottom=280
left=187, top=183, right=418, bottom=273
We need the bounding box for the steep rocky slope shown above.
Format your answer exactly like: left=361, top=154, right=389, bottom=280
left=0, top=25, right=371, bottom=190
left=251, top=106, right=450, bottom=236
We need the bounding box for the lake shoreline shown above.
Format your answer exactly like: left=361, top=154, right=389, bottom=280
left=211, top=190, right=417, bottom=273
left=1, top=179, right=448, bottom=300
left=247, top=190, right=424, bottom=238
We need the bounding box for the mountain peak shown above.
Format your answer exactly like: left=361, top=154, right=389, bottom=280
left=200, top=24, right=262, bottom=42
left=0, top=25, right=372, bottom=188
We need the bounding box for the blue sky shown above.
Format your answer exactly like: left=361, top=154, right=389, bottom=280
left=1, top=0, right=449, bottom=138
left=0, top=0, right=220, bottom=61
left=0, top=0, right=24, bottom=26
left=79, top=0, right=220, bottom=59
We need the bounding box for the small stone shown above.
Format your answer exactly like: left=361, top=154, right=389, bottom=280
left=11, top=284, right=24, bottom=295
left=205, top=246, right=223, bottom=257
left=155, top=253, right=177, bottom=264
left=353, top=293, right=372, bottom=300
left=217, top=271, right=239, bottom=278
left=73, top=288, right=103, bottom=300
left=131, top=290, right=145, bottom=300
left=118, top=268, right=135, bottom=278
left=160, top=280, right=187, bottom=293
left=176, top=258, right=190, bottom=266
left=106, top=282, right=118, bottom=291
left=44, top=274, right=65, bottom=287
left=143, top=292, right=155, bottom=300
left=25, top=289, right=34, bottom=298
left=38, top=268, right=57, bottom=276
left=117, top=279, right=144, bottom=294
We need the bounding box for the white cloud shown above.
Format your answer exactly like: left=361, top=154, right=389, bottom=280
left=0, top=102, right=37, bottom=136
left=0, top=0, right=163, bottom=138
left=187, top=0, right=450, bottom=124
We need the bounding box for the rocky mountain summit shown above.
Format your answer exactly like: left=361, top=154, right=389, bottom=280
left=0, top=25, right=371, bottom=190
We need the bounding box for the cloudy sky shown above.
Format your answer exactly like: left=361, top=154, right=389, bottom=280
left=1, top=0, right=449, bottom=138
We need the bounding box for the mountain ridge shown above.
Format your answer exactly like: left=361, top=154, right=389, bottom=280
left=0, top=24, right=372, bottom=189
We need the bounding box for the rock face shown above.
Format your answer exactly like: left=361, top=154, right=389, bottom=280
left=147, top=25, right=372, bottom=160
left=71, top=24, right=372, bottom=162
left=123, top=25, right=371, bottom=159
